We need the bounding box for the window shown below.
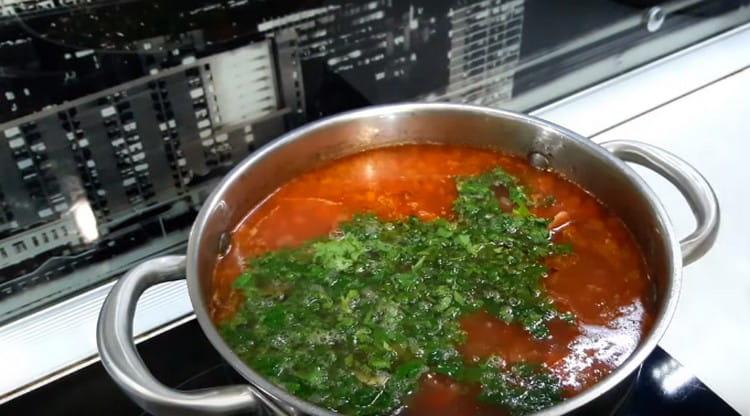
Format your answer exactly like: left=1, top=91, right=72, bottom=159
left=0, top=0, right=747, bottom=325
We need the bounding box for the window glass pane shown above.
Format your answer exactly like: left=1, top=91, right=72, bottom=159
left=0, top=0, right=747, bottom=323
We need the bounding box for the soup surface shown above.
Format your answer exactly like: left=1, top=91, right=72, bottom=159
left=213, top=145, right=654, bottom=416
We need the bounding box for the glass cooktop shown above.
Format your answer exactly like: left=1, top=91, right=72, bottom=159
left=1, top=319, right=739, bottom=415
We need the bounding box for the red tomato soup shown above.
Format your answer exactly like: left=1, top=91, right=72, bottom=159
left=211, top=144, right=655, bottom=414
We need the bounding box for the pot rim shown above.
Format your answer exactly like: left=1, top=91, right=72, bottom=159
left=186, top=102, right=682, bottom=416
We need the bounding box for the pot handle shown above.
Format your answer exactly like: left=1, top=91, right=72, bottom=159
left=601, top=140, right=720, bottom=265
left=96, top=255, right=287, bottom=416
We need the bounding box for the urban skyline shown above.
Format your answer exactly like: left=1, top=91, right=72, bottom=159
left=0, top=0, right=527, bottom=320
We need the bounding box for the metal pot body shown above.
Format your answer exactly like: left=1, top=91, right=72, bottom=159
left=97, top=103, right=719, bottom=416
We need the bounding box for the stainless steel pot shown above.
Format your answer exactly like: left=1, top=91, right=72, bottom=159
left=97, top=103, right=719, bottom=416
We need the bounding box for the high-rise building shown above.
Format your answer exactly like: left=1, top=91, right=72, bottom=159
left=439, top=0, right=525, bottom=106
left=0, top=38, right=288, bottom=302
left=260, top=1, right=448, bottom=118
left=0, top=0, right=524, bottom=318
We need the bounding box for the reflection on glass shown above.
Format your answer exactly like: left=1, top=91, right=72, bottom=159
left=651, top=357, right=695, bottom=396
left=0, top=0, right=748, bottom=322
left=71, top=200, right=98, bottom=244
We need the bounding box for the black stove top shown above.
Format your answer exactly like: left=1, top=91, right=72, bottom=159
left=3, top=320, right=738, bottom=416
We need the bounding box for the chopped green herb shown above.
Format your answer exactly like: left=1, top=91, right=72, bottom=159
left=220, top=168, right=571, bottom=415
left=476, top=358, right=564, bottom=416
left=540, top=195, right=557, bottom=208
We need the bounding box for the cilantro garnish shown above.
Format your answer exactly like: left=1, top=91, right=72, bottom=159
left=221, top=168, right=570, bottom=415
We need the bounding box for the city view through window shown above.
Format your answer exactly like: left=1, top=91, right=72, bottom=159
left=0, top=0, right=747, bottom=322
